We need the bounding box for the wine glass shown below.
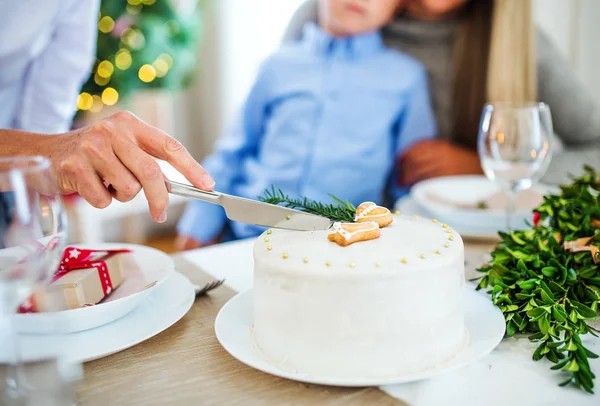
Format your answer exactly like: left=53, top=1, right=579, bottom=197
left=0, top=157, right=69, bottom=402
left=478, top=102, right=553, bottom=231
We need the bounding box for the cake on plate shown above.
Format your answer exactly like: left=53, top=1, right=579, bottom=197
left=253, top=205, right=466, bottom=379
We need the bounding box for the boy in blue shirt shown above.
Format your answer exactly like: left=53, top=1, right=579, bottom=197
left=177, top=0, right=436, bottom=249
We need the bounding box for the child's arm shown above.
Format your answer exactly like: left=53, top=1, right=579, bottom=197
left=390, top=69, right=437, bottom=201
left=177, top=65, right=271, bottom=245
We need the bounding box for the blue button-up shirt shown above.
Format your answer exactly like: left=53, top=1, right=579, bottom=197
left=178, top=22, right=436, bottom=243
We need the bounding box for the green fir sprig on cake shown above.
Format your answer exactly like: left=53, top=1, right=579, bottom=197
left=259, top=187, right=356, bottom=223
left=474, top=165, right=600, bottom=394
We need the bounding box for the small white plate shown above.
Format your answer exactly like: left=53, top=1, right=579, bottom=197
left=215, top=287, right=506, bottom=387
left=411, top=176, right=546, bottom=233
left=1, top=271, right=194, bottom=364
left=395, top=197, right=500, bottom=240
left=15, top=243, right=174, bottom=334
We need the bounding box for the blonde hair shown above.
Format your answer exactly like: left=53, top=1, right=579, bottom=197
left=451, top=0, right=537, bottom=148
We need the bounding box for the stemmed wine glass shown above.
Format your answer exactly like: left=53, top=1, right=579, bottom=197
left=478, top=102, right=553, bottom=231
left=0, top=157, right=69, bottom=403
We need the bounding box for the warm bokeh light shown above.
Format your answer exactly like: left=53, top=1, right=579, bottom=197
left=97, top=60, right=114, bottom=78
left=77, top=92, right=93, bottom=110
left=153, top=58, right=169, bottom=77
left=127, top=0, right=142, bottom=5
left=98, top=16, right=115, bottom=33
left=90, top=95, right=104, bottom=113
left=138, top=64, right=156, bottom=83
left=159, top=53, right=174, bottom=68
left=94, top=72, right=110, bottom=86
left=102, top=87, right=119, bottom=106
left=122, top=29, right=145, bottom=50
left=126, top=4, right=142, bottom=15
left=115, top=49, right=132, bottom=70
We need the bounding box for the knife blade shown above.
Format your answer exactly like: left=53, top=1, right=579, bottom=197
left=165, top=179, right=332, bottom=231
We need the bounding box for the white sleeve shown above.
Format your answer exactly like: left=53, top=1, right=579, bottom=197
left=14, top=0, right=99, bottom=134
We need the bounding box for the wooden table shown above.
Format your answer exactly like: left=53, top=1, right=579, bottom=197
left=77, top=240, right=495, bottom=405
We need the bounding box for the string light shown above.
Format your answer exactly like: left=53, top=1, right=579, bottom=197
left=90, top=95, right=104, bottom=113
left=98, top=16, right=115, bottom=33
left=97, top=60, right=114, bottom=78
left=77, top=93, right=93, bottom=110
left=115, top=49, right=132, bottom=70
left=102, top=87, right=119, bottom=106
left=138, top=64, right=156, bottom=82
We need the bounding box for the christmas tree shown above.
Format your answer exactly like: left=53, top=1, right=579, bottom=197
left=77, top=0, right=200, bottom=113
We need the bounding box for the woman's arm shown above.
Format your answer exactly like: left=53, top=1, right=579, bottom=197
left=537, top=30, right=600, bottom=183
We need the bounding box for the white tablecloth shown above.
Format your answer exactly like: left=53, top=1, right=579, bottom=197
left=184, top=239, right=599, bottom=405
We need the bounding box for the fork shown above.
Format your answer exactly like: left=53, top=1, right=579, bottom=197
left=194, top=279, right=225, bottom=298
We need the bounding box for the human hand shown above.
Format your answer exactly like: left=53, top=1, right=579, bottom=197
left=175, top=235, right=217, bottom=252
left=399, top=139, right=483, bottom=186
left=40, top=111, right=215, bottom=223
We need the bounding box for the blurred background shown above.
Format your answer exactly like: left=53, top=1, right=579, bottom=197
left=68, top=0, right=600, bottom=252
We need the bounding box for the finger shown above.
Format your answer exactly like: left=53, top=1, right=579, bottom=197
left=127, top=120, right=215, bottom=191
left=76, top=170, right=113, bottom=209
left=112, top=137, right=169, bottom=222
left=93, top=153, right=142, bottom=203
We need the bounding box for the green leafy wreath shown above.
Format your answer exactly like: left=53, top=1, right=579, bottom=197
left=475, top=165, right=600, bottom=393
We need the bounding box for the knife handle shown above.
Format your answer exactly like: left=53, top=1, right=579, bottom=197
left=165, top=179, right=221, bottom=205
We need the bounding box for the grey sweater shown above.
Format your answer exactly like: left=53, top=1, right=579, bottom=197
left=283, top=1, right=600, bottom=184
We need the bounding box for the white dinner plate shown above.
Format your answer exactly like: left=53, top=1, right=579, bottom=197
left=410, top=176, right=546, bottom=233
left=0, top=271, right=194, bottom=364
left=215, top=286, right=506, bottom=387
left=395, top=196, right=501, bottom=240
left=15, top=243, right=174, bottom=334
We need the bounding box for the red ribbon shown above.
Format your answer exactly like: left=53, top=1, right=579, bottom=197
left=54, top=247, right=131, bottom=295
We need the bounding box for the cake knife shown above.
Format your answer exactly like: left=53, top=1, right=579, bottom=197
left=165, top=179, right=332, bottom=231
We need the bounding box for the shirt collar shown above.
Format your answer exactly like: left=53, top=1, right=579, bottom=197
left=301, top=22, right=384, bottom=59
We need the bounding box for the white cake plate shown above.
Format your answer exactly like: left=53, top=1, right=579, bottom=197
left=0, top=271, right=194, bottom=364
left=215, top=286, right=506, bottom=387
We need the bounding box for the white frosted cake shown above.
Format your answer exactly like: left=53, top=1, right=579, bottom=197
left=252, top=213, right=466, bottom=379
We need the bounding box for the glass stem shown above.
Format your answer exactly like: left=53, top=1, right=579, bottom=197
left=2, top=287, right=26, bottom=400
left=506, top=189, right=517, bottom=232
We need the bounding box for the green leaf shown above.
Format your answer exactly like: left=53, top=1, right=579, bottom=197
left=541, top=289, right=556, bottom=305
left=518, top=279, right=537, bottom=291
left=506, top=320, right=516, bottom=337
left=528, top=332, right=544, bottom=342
left=572, top=301, right=597, bottom=319
left=564, top=339, right=578, bottom=351
left=532, top=343, right=546, bottom=361
left=511, top=232, right=528, bottom=245
left=552, top=305, right=568, bottom=323
left=516, top=259, right=528, bottom=273
left=549, top=281, right=567, bottom=293
left=562, top=358, right=580, bottom=372
left=569, top=310, right=580, bottom=324
left=527, top=307, right=547, bottom=320
left=538, top=315, right=550, bottom=335
left=584, top=346, right=599, bottom=359
left=541, top=267, right=558, bottom=278
left=551, top=358, right=570, bottom=370
left=539, top=280, right=554, bottom=297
